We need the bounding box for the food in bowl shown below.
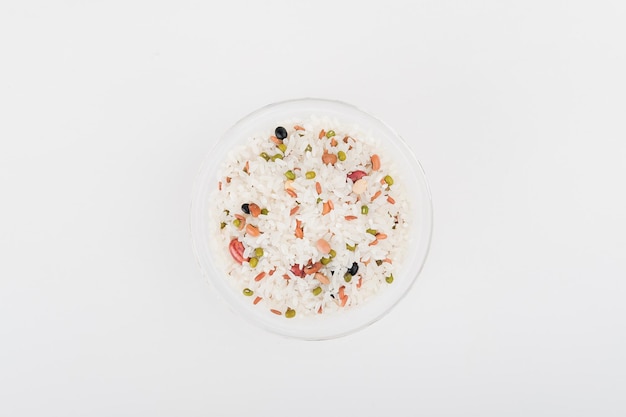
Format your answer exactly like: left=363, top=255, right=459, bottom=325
left=209, top=116, right=410, bottom=318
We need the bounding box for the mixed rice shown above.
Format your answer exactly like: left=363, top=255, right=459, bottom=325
left=211, top=118, right=409, bottom=317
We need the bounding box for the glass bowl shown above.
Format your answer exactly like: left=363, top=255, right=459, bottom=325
left=191, top=98, right=432, bottom=340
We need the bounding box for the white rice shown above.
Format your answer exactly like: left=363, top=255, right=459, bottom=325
left=209, top=116, right=410, bottom=317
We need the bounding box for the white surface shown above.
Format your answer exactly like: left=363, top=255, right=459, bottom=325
left=1, top=1, right=625, bottom=416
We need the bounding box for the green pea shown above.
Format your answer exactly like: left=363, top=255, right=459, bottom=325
left=376, top=260, right=383, bottom=266
left=329, top=249, right=336, bottom=258
left=320, top=257, right=331, bottom=265
left=233, top=219, right=241, bottom=228
left=305, top=171, right=316, bottom=179
left=285, top=170, right=296, bottom=180
left=259, top=152, right=270, bottom=161
left=249, top=257, right=258, bottom=268
left=255, top=248, right=264, bottom=258
left=278, top=143, right=287, bottom=153
left=384, top=175, right=394, bottom=186
left=312, top=287, right=322, bottom=296
left=261, top=208, right=269, bottom=215
left=243, top=288, right=254, bottom=296
left=337, top=151, right=346, bottom=161
left=305, top=144, right=312, bottom=152
left=220, top=222, right=226, bottom=229
left=344, top=273, right=352, bottom=283
left=361, top=205, right=369, bottom=215
left=326, top=130, right=336, bottom=138
left=285, top=308, right=296, bottom=318
left=386, top=274, right=394, bottom=284
left=366, top=228, right=377, bottom=235
left=346, top=243, right=357, bottom=251
left=271, top=153, right=283, bottom=161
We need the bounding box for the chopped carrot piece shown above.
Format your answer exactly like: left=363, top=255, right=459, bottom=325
left=268, top=267, right=276, bottom=276
left=371, top=154, right=381, bottom=171
left=218, top=181, right=222, bottom=190
left=338, top=286, right=345, bottom=299
left=380, top=178, right=386, bottom=184
left=383, top=258, right=393, bottom=264
left=362, top=258, right=371, bottom=265
left=368, top=239, right=379, bottom=246
left=243, top=161, right=249, bottom=174
left=387, top=196, right=395, bottom=204
left=343, top=136, right=349, bottom=143
left=270, top=309, right=282, bottom=315
left=295, top=219, right=304, bottom=239
left=254, top=272, right=266, bottom=281
left=270, top=135, right=282, bottom=145
left=319, top=129, right=326, bottom=139
left=345, top=215, right=357, bottom=220
left=321, top=151, right=337, bottom=165
left=294, top=125, right=305, bottom=131
left=318, top=306, right=323, bottom=314
left=357, top=277, right=363, bottom=288
left=246, top=224, right=260, bottom=236
left=282, top=274, right=291, bottom=280
left=234, top=214, right=245, bottom=221
left=376, top=233, right=388, bottom=240
left=315, top=182, right=322, bottom=195
left=253, top=296, right=262, bottom=305
left=321, top=201, right=330, bottom=215
left=286, top=189, right=298, bottom=198
left=290, top=206, right=299, bottom=216
left=330, top=137, right=338, bottom=147
left=340, top=295, right=348, bottom=307
left=226, top=176, right=231, bottom=183
left=371, top=190, right=382, bottom=201
left=305, top=262, right=323, bottom=275
left=328, top=200, right=334, bottom=210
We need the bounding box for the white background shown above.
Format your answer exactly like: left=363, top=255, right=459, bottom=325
left=1, top=1, right=625, bottom=416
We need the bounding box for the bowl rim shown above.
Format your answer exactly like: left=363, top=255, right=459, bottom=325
left=190, top=97, right=433, bottom=340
